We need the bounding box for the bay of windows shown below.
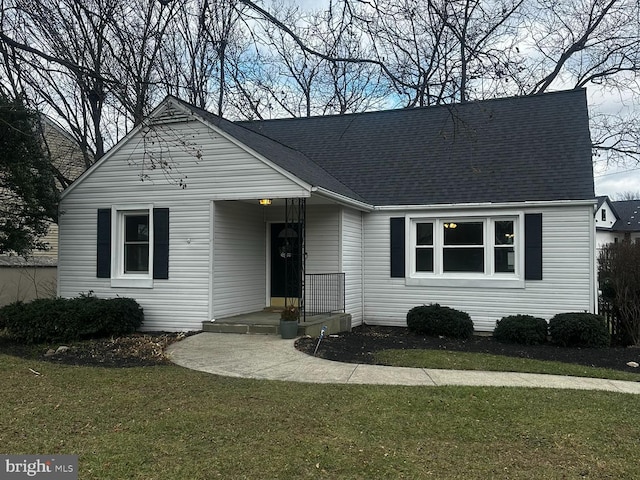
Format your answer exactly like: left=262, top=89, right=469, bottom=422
left=413, top=217, right=517, bottom=276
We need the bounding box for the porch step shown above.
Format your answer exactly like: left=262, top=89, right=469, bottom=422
left=202, top=313, right=352, bottom=337
left=202, top=322, right=279, bottom=335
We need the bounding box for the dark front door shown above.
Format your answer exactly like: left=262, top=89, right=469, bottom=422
left=270, top=223, right=300, bottom=298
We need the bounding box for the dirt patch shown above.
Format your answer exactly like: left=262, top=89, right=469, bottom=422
left=295, top=325, right=640, bottom=374
left=0, top=332, right=197, bottom=368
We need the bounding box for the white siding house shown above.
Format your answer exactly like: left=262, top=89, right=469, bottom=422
left=595, top=197, right=640, bottom=253
left=364, top=204, right=595, bottom=331
left=58, top=89, right=596, bottom=333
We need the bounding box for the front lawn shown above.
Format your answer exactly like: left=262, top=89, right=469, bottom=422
left=2, top=354, right=640, bottom=479
left=375, top=349, right=640, bottom=381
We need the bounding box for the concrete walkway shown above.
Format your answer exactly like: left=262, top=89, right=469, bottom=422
left=166, top=332, right=640, bottom=394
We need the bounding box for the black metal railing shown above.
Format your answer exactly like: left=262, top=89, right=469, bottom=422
left=304, top=273, right=345, bottom=317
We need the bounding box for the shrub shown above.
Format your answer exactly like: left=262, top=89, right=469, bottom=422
left=280, top=305, right=299, bottom=321
left=0, top=295, right=144, bottom=344
left=406, top=304, right=474, bottom=339
left=493, top=315, right=548, bottom=345
left=548, top=313, right=610, bottom=348
left=598, top=242, right=640, bottom=345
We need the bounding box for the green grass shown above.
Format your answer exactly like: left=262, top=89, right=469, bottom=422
left=2, top=354, right=640, bottom=479
left=375, top=349, right=640, bottom=382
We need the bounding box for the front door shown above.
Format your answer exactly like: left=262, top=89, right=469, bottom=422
left=270, top=223, right=300, bottom=301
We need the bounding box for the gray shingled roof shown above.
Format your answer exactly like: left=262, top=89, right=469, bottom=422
left=237, top=89, right=594, bottom=206
left=596, top=195, right=608, bottom=210
left=175, top=90, right=594, bottom=206
left=612, top=200, right=640, bottom=232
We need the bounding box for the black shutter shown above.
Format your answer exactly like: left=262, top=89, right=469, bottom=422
left=153, top=208, right=170, bottom=279
left=390, top=217, right=405, bottom=278
left=525, top=213, right=543, bottom=280
left=97, top=209, right=111, bottom=278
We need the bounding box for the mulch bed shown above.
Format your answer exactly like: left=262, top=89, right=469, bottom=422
left=295, top=325, right=640, bottom=374
left=3, top=326, right=640, bottom=374
left=0, top=332, right=193, bottom=368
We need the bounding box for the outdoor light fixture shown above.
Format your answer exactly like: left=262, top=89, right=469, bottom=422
left=259, top=199, right=272, bottom=206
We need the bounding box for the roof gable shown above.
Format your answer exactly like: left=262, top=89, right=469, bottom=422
left=168, top=98, right=366, bottom=203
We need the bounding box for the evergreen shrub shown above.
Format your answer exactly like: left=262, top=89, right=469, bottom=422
left=406, top=304, right=473, bottom=339
left=548, top=312, right=610, bottom=348
left=493, top=315, right=548, bottom=345
left=0, top=295, right=144, bottom=344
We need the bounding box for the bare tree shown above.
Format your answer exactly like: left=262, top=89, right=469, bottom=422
left=108, top=0, right=182, bottom=127
left=1, top=0, right=638, bottom=172
left=310, top=2, right=391, bottom=114
left=613, top=191, right=640, bottom=201
left=1, top=0, right=121, bottom=165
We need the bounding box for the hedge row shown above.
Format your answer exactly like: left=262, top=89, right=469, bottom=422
left=0, top=295, right=144, bottom=344
left=406, top=304, right=610, bottom=348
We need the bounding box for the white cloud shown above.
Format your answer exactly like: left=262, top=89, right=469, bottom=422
left=595, top=166, right=640, bottom=198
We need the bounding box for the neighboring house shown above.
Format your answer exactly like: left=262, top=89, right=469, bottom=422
left=595, top=196, right=619, bottom=251
left=0, top=117, right=85, bottom=306
left=57, top=89, right=597, bottom=332
left=595, top=197, right=640, bottom=250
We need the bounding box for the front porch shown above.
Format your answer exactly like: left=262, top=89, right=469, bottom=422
left=202, top=310, right=352, bottom=337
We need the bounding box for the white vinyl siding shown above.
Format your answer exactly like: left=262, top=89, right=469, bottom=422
left=306, top=205, right=340, bottom=274
left=363, top=204, right=595, bottom=332
left=58, top=115, right=310, bottom=331
left=213, top=201, right=267, bottom=319
left=59, top=202, right=210, bottom=331
left=341, top=207, right=364, bottom=326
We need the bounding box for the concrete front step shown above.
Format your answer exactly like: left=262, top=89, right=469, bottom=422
left=202, top=313, right=352, bottom=337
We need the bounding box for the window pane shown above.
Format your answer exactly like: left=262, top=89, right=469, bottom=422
left=416, top=248, right=433, bottom=272
left=495, top=247, right=515, bottom=273
left=125, top=244, right=149, bottom=272
left=417, top=223, right=433, bottom=245
left=495, top=221, right=514, bottom=245
left=125, top=215, right=149, bottom=242
left=443, top=248, right=484, bottom=272
left=444, top=222, right=483, bottom=245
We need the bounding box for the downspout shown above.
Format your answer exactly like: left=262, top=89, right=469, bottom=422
left=590, top=201, right=598, bottom=314
left=360, top=210, right=366, bottom=326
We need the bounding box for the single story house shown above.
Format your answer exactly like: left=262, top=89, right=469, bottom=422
left=595, top=196, right=640, bottom=251
left=58, top=88, right=597, bottom=332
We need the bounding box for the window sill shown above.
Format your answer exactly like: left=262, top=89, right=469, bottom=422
left=111, top=277, right=153, bottom=289
left=405, top=276, right=524, bottom=289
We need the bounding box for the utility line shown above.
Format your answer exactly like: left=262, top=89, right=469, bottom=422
left=594, top=166, right=640, bottom=178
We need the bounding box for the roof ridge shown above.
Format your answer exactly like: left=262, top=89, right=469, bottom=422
left=236, top=88, right=587, bottom=125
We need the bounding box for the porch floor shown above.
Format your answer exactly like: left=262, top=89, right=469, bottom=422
left=202, top=310, right=351, bottom=337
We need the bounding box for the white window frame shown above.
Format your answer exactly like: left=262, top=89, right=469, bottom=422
left=407, top=213, right=524, bottom=288
left=111, top=204, right=154, bottom=288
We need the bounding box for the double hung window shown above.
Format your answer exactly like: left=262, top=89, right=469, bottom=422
left=96, top=206, right=170, bottom=287
left=123, top=213, right=150, bottom=273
